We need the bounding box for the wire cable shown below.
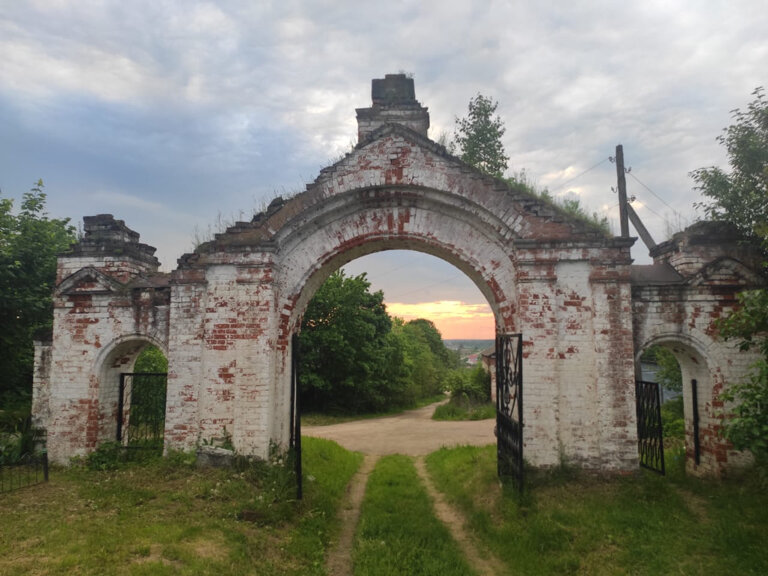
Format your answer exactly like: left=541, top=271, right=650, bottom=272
left=550, top=157, right=611, bottom=193
left=627, top=172, right=683, bottom=219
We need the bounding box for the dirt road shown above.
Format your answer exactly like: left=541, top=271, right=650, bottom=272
left=303, top=402, right=495, bottom=456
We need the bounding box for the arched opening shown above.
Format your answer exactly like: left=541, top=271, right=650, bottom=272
left=297, top=250, right=496, bottom=418
left=95, top=336, right=168, bottom=451
left=288, top=248, right=500, bottom=495
left=637, top=336, right=711, bottom=476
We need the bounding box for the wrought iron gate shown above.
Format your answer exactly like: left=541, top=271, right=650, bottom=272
left=635, top=380, right=665, bottom=474
left=496, top=333, right=524, bottom=492
left=117, top=372, right=167, bottom=450
left=290, top=334, right=303, bottom=499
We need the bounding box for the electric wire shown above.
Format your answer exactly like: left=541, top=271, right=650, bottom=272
left=550, top=157, right=611, bottom=193
left=627, top=171, right=682, bottom=218
left=631, top=197, right=665, bottom=221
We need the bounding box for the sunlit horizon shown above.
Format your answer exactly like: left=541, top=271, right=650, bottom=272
left=385, top=300, right=494, bottom=340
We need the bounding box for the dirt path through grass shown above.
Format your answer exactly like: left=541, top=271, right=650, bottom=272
left=307, top=403, right=499, bottom=575
left=414, top=456, right=504, bottom=575
left=325, top=454, right=380, bottom=576
left=303, top=401, right=495, bottom=456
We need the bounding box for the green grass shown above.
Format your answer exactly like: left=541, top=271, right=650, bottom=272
left=432, top=400, right=495, bottom=421
left=353, top=455, right=476, bottom=576
left=0, top=437, right=361, bottom=575
left=426, top=445, right=768, bottom=575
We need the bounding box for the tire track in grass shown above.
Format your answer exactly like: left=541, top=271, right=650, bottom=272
left=326, top=454, right=379, bottom=576
left=414, top=456, right=504, bottom=576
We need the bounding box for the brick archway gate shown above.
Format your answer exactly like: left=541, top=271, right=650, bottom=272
left=40, top=75, right=764, bottom=477
left=158, top=75, right=639, bottom=472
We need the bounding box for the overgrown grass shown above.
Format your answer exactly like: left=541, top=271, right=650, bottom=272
left=353, top=455, right=475, bottom=576
left=432, top=400, right=495, bottom=421
left=426, top=445, right=768, bottom=575
left=0, top=437, right=361, bottom=575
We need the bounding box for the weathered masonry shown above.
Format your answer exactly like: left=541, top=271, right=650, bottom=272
left=34, top=74, right=764, bottom=476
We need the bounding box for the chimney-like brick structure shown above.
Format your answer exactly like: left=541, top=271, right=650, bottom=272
left=356, top=73, right=430, bottom=142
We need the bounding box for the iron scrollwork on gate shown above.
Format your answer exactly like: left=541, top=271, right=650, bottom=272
left=635, top=380, right=665, bottom=475
left=117, top=372, right=167, bottom=451
left=496, top=333, right=524, bottom=492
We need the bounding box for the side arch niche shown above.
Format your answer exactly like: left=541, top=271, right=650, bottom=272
left=94, top=335, right=168, bottom=447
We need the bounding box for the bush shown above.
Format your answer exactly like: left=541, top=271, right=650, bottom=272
left=85, top=442, right=126, bottom=470
left=433, top=401, right=496, bottom=421
left=433, top=365, right=495, bottom=421
left=446, top=364, right=490, bottom=405
left=0, top=407, right=42, bottom=465
left=661, top=396, right=685, bottom=440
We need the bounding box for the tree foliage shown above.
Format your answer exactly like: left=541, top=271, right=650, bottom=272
left=641, top=345, right=683, bottom=393
left=298, top=270, right=455, bottom=414
left=692, top=87, right=768, bottom=244
left=690, top=88, right=768, bottom=460
left=717, top=290, right=768, bottom=459
left=0, top=181, right=76, bottom=404
left=134, top=345, right=169, bottom=373
left=453, top=93, right=509, bottom=178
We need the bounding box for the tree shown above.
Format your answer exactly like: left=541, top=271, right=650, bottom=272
left=641, top=345, right=683, bottom=393
left=0, top=181, right=76, bottom=406
left=298, top=270, right=398, bottom=413
left=298, top=270, right=459, bottom=414
left=453, top=93, right=509, bottom=178
left=691, top=87, right=768, bottom=244
left=717, top=290, right=768, bottom=459
left=134, top=345, right=168, bottom=373
left=690, top=88, right=768, bottom=460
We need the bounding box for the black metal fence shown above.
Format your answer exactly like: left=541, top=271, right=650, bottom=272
left=0, top=453, right=49, bottom=494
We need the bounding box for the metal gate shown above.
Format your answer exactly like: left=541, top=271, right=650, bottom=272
left=496, top=333, right=524, bottom=492
left=117, top=372, right=167, bottom=450
left=290, top=334, right=303, bottom=499
left=635, top=380, right=665, bottom=474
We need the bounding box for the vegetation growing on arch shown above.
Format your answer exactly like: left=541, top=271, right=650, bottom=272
left=453, top=93, right=509, bottom=178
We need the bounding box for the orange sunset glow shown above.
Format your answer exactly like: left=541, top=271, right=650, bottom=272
left=385, top=300, right=494, bottom=340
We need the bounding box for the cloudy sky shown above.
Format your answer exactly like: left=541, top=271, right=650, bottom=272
left=1, top=1, right=765, bottom=339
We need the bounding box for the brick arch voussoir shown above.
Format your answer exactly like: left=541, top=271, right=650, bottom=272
left=274, top=199, right=520, bottom=345
left=93, top=333, right=169, bottom=377
left=635, top=332, right=711, bottom=366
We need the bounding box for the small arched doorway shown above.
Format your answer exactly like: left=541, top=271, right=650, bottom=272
left=637, top=335, right=715, bottom=476
left=95, top=336, right=168, bottom=452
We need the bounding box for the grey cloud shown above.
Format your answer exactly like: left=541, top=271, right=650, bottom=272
left=1, top=0, right=765, bottom=289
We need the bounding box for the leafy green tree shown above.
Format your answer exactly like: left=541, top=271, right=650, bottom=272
left=692, top=87, right=768, bottom=243
left=641, top=345, right=683, bottom=392
left=298, top=270, right=459, bottom=414
left=690, top=88, right=768, bottom=460
left=453, top=93, right=509, bottom=177
left=298, top=270, right=398, bottom=413
left=0, top=181, right=76, bottom=406
left=717, top=290, right=768, bottom=459
left=134, top=345, right=168, bottom=373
